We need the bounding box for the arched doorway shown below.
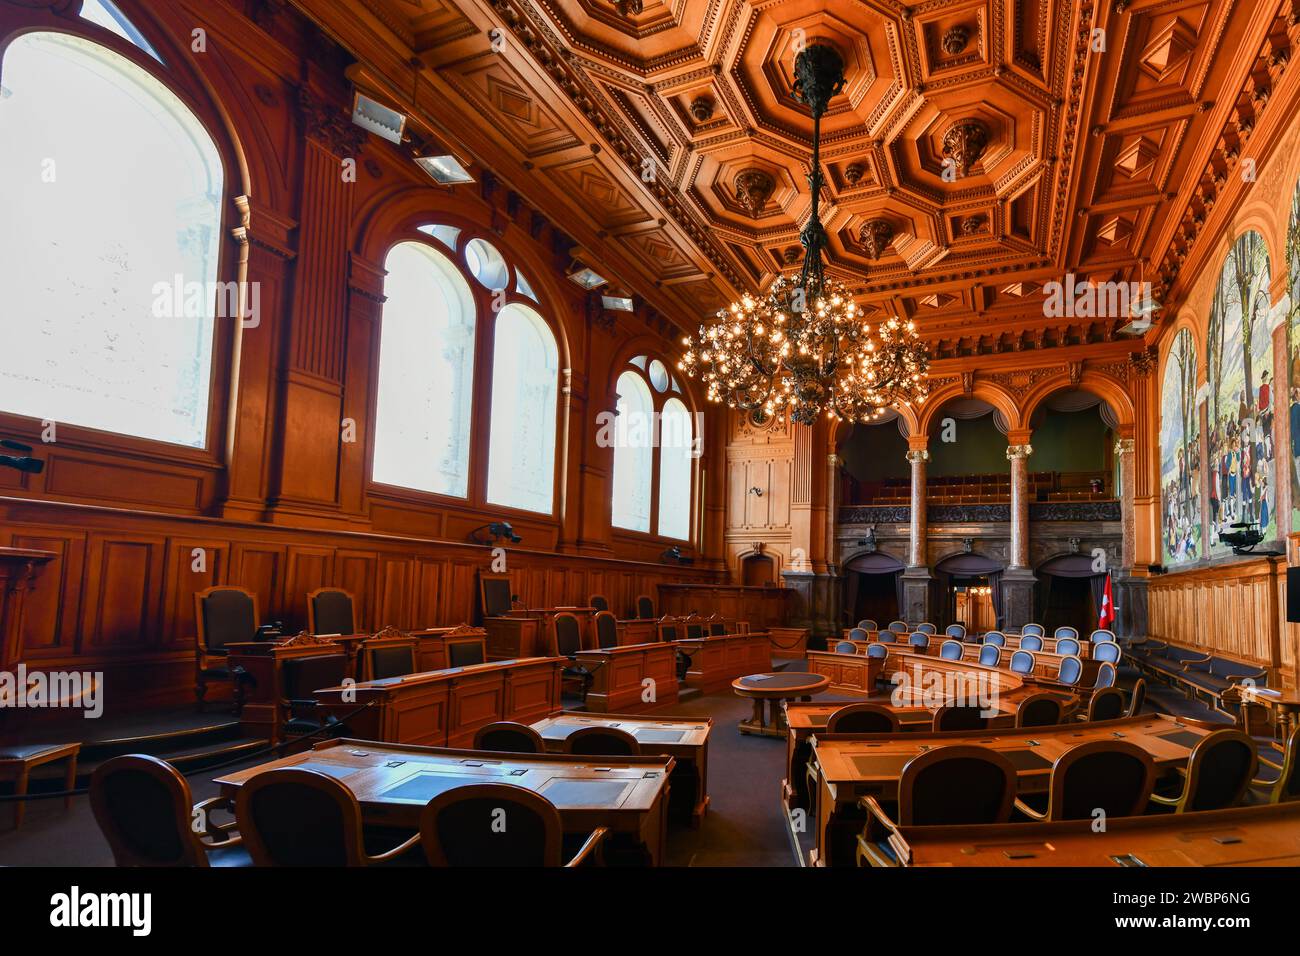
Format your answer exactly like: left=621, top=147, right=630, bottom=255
left=932, top=552, right=1005, bottom=633
left=741, top=553, right=776, bottom=587
left=842, top=551, right=904, bottom=627
left=1036, top=553, right=1104, bottom=634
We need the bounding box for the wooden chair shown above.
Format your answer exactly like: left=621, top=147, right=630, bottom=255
left=1021, top=623, right=1045, bottom=638
left=636, top=594, right=656, bottom=620
left=594, top=610, right=619, bottom=649
left=982, top=630, right=1006, bottom=646
left=359, top=633, right=416, bottom=681
left=1009, top=650, right=1035, bottom=675
left=833, top=640, right=858, bottom=654
left=944, top=624, right=967, bottom=641
left=978, top=644, right=1001, bottom=667
left=1056, top=654, right=1083, bottom=686
left=826, top=703, right=900, bottom=734
left=473, top=721, right=546, bottom=755
left=1093, top=661, right=1118, bottom=689
left=857, top=618, right=878, bottom=631
left=553, top=612, right=590, bottom=700
left=939, top=640, right=964, bottom=660
left=1092, top=640, right=1122, bottom=664
left=707, top=615, right=727, bottom=636
left=908, top=631, right=930, bottom=650
left=856, top=747, right=1017, bottom=866
left=1089, top=628, right=1116, bottom=643
left=1086, top=686, right=1126, bottom=721
left=1126, top=677, right=1147, bottom=717
left=1015, top=692, right=1065, bottom=728
left=932, top=704, right=989, bottom=732
left=1054, top=626, right=1079, bottom=640
left=866, top=642, right=888, bottom=660
left=307, top=587, right=356, bottom=636
left=916, top=622, right=937, bottom=635
left=193, top=586, right=258, bottom=710
left=886, top=620, right=907, bottom=634
left=1019, top=634, right=1044, bottom=652
left=1249, top=725, right=1300, bottom=804
left=1150, top=728, right=1258, bottom=813
left=236, top=767, right=419, bottom=866
left=1014, top=740, right=1155, bottom=821
left=90, top=754, right=244, bottom=866
left=2, top=742, right=79, bottom=831
left=657, top=616, right=681, bottom=642
left=684, top=616, right=705, bottom=640
left=447, top=635, right=487, bottom=668
left=877, top=628, right=897, bottom=644
left=419, top=783, right=606, bottom=867
left=562, top=726, right=640, bottom=756
left=588, top=594, right=609, bottom=612
left=1056, top=637, right=1081, bottom=657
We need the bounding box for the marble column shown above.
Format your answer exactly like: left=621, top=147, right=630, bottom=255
left=901, top=440, right=933, bottom=623
left=906, top=446, right=929, bottom=567
left=1001, top=437, right=1037, bottom=628
left=1006, top=440, right=1033, bottom=568
left=1115, top=436, right=1137, bottom=571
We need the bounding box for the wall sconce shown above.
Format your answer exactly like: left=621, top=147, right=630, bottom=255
left=567, top=260, right=607, bottom=290
left=749, top=487, right=764, bottom=497
left=661, top=547, right=694, bottom=565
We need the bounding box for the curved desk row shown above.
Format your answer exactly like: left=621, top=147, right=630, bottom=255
left=675, top=631, right=772, bottom=693
left=803, top=713, right=1215, bottom=867
left=574, top=642, right=679, bottom=712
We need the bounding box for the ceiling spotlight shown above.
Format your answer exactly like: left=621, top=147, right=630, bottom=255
left=601, top=293, right=635, bottom=312
left=568, top=261, right=608, bottom=290
left=351, top=92, right=406, bottom=145
left=415, top=153, right=475, bottom=185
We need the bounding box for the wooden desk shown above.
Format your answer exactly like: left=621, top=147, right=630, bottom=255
left=311, top=626, right=488, bottom=677
left=531, top=711, right=712, bottom=826
left=315, top=657, right=564, bottom=748
left=675, top=631, right=772, bottom=693
left=886, top=801, right=1300, bottom=867
left=841, top=631, right=1098, bottom=658
left=733, top=672, right=830, bottom=737
left=226, top=637, right=344, bottom=742
left=616, top=619, right=659, bottom=647
left=1227, top=684, right=1300, bottom=739
left=807, top=713, right=1214, bottom=867
left=483, top=615, right=541, bottom=659
left=510, top=606, right=599, bottom=654
left=574, top=642, right=679, bottom=712
left=214, top=737, right=673, bottom=865
left=658, top=583, right=792, bottom=630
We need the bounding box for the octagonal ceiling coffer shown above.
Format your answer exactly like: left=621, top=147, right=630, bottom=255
left=858, top=219, right=895, bottom=259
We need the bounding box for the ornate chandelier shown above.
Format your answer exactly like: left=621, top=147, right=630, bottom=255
left=678, top=43, right=929, bottom=425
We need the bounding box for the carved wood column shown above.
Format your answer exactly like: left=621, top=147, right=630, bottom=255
left=338, top=252, right=387, bottom=523
left=265, top=89, right=365, bottom=527
left=1006, top=432, right=1033, bottom=569
left=906, top=440, right=929, bottom=567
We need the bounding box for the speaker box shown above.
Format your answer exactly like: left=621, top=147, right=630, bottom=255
left=1287, top=567, right=1300, bottom=623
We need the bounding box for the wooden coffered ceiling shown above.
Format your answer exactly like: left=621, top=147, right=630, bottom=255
left=289, top=0, right=1288, bottom=354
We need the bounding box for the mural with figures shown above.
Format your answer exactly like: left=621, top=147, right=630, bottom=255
left=1289, top=181, right=1300, bottom=530
left=1206, top=231, right=1274, bottom=556
left=1161, top=328, right=1201, bottom=565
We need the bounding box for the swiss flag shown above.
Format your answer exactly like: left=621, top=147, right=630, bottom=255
left=1098, top=573, right=1115, bottom=630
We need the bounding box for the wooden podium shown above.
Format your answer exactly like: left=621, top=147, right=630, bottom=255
left=0, top=547, right=56, bottom=672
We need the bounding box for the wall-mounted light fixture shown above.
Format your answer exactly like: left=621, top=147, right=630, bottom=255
left=567, top=260, right=608, bottom=290
left=749, top=487, right=764, bottom=497
left=351, top=92, right=406, bottom=144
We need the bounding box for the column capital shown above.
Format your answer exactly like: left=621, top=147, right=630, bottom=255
left=1006, top=443, right=1033, bottom=461
left=906, top=434, right=931, bottom=452
left=1114, top=437, right=1136, bottom=455
left=905, top=448, right=930, bottom=463
left=827, top=453, right=842, bottom=467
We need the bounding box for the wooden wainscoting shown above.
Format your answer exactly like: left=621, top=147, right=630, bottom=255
left=1146, top=556, right=1293, bottom=687
left=0, top=496, right=722, bottom=715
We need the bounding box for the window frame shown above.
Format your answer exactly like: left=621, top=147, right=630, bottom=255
left=0, top=17, right=237, bottom=468
left=364, top=223, right=566, bottom=523
left=609, top=354, right=699, bottom=544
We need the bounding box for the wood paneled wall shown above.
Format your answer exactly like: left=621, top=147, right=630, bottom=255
left=1146, top=557, right=1296, bottom=687
left=0, top=496, right=717, bottom=713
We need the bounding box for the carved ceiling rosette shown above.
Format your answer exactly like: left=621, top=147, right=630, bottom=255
left=733, top=168, right=775, bottom=216
left=689, top=95, right=715, bottom=122
left=942, top=25, right=970, bottom=55
left=941, top=119, right=990, bottom=176
left=858, top=219, right=894, bottom=259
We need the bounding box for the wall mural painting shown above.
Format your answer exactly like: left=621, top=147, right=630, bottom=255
left=1288, top=180, right=1300, bottom=529
left=1206, top=231, right=1275, bottom=556
left=1160, top=328, right=1201, bottom=565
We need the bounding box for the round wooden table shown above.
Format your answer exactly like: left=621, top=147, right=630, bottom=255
left=732, top=672, right=830, bottom=737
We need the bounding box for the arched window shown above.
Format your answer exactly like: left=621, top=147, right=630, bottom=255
left=611, top=356, right=698, bottom=539
left=372, top=241, right=476, bottom=497
left=612, top=370, right=654, bottom=532
left=486, top=304, right=560, bottom=514
left=0, top=31, right=223, bottom=448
